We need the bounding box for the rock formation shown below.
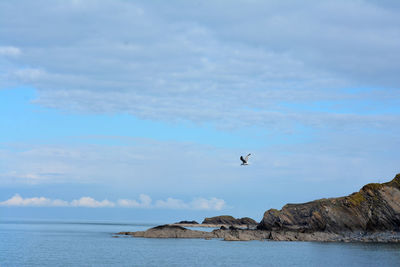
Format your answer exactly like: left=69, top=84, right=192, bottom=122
left=202, top=215, right=257, bottom=226
left=117, top=174, right=400, bottom=242
left=258, top=174, right=400, bottom=233
left=175, top=220, right=199, bottom=225
left=119, top=225, right=213, bottom=239
left=118, top=225, right=400, bottom=242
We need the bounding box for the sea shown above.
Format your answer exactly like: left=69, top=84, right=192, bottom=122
left=1, top=220, right=399, bottom=267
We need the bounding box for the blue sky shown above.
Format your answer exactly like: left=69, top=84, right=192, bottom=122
left=1, top=0, right=400, bottom=223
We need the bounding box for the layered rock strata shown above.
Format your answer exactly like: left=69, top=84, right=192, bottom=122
left=258, top=174, right=400, bottom=233
left=118, top=174, right=400, bottom=242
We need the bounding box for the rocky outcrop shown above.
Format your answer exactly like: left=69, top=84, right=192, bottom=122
left=117, top=226, right=400, bottom=242
left=175, top=220, right=199, bottom=225
left=202, top=216, right=257, bottom=226
left=258, top=174, right=400, bottom=233
left=212, top=228, right=271, bottom=241
left=117, top=174, right=400, bottom=242
left=119, top=225, right=213, bottom=239
left=118, top=225, right=269, bottom=241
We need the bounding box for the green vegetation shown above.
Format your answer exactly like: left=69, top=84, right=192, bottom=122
left=362, top=183, right=383, bottom=191
left=347, top=192, right=366, bottom=206
left=268, top=209, right=281, bottom=216
left=385, top=173, right=400, bottom=188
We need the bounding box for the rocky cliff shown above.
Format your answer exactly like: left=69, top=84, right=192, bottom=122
left=258, top=174, right=400, bottom=233
left=117, top=174, right=400, bottom=242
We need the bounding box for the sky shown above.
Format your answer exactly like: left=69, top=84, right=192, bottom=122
left=0, top=0, right=399, bottom=223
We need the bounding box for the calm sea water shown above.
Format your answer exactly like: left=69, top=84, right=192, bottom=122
left=1, top=221, right=400, bottom=266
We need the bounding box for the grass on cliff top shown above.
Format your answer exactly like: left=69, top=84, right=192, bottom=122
left=265, top=174, right=400, bottom=213
left=362, top=183, right=383, bottom=191
left=347, top=192, right=366, bottom=206
left=349, top=175, right=400, bottom=205
left=356, top=174, right=400, bottom=192
left=384, top=173, right=400, bottom=188
left=267, top=209, right=280, bottom=215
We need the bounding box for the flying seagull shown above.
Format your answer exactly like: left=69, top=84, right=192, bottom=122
left=240, top=153, right=251, bottom=165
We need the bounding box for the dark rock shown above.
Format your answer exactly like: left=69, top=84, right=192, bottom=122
left=258, top=174, right=400, bottom=233
left=117, top=227, right=400, bottom=242
left=202, top=215, right=257, bottom=225
left=153, top=224, right=185, bottom=230
left=212, top=228, right=271, bottom=241
left=237, top=217, right=259, bottom=225
left=117, top=232, right=133, bottom=235
left=128, top=225, right=214, bottom=238
left=175, top=220, right=199, bottom=225
left=116, top=174, right=400, bottom=242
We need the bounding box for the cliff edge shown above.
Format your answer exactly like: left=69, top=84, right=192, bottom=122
left=258, top=174, right=400, bottom=233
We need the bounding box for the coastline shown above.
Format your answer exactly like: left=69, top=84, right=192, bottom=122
left=117, top=174, right=400, bottom=242
left=169, top=223, right=255, bottom=229
left=118, top=225, right=400, bottom=242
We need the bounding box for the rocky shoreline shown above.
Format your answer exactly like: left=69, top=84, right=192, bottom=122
left=171, top=215, right=258, bottom=229
left=117, top=174, right=400, bottom=242
left=168, top=223, right=254, bottom=229
left=117, top=225, right=400, bottom=242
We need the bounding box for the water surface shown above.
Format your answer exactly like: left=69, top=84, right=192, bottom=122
left=1, top=221, right=399, bottom=266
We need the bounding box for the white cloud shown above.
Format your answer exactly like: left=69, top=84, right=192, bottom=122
left=117, top=199, right=141, bottom=207
left=70, top=197, right=115, bottom=208
left=155, top=197, right=227, bottom=211
left=0, top=1, right=399, bottom=129
left=1, top=134, right=399, bottom=195
left=118, top=194, right=152, bottom=208
left=13, top=68, right=45, bottom=81
left=0, top=194, right=68, bottom=207
left=191, top=197, right=226, bottom=211
left=155, top=198, right=189, bottom=209
left=0, top=46, right=21, bottom=56
left=0, top=194, right=227, bottom=211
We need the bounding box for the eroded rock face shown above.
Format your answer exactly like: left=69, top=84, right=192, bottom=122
left=202, top=216, right=257, bottom=226
left=258, top=174, right=400, bottom=233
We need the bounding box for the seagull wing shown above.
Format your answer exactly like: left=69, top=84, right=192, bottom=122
left=244, top=153, right=251, bottom=162
left=240, top=156, right=246, bottom=163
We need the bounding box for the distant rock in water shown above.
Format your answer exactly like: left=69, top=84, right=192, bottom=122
left=258, top=174, right=400, bottom=233
left=175, top=220, right=199, bottom=225
left=122, top=225, right=213, bottom=239
left=202, top=215, right=257, bottom=225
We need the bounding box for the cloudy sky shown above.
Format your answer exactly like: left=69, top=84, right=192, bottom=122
left=1, top=0, right=399, bottom=223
